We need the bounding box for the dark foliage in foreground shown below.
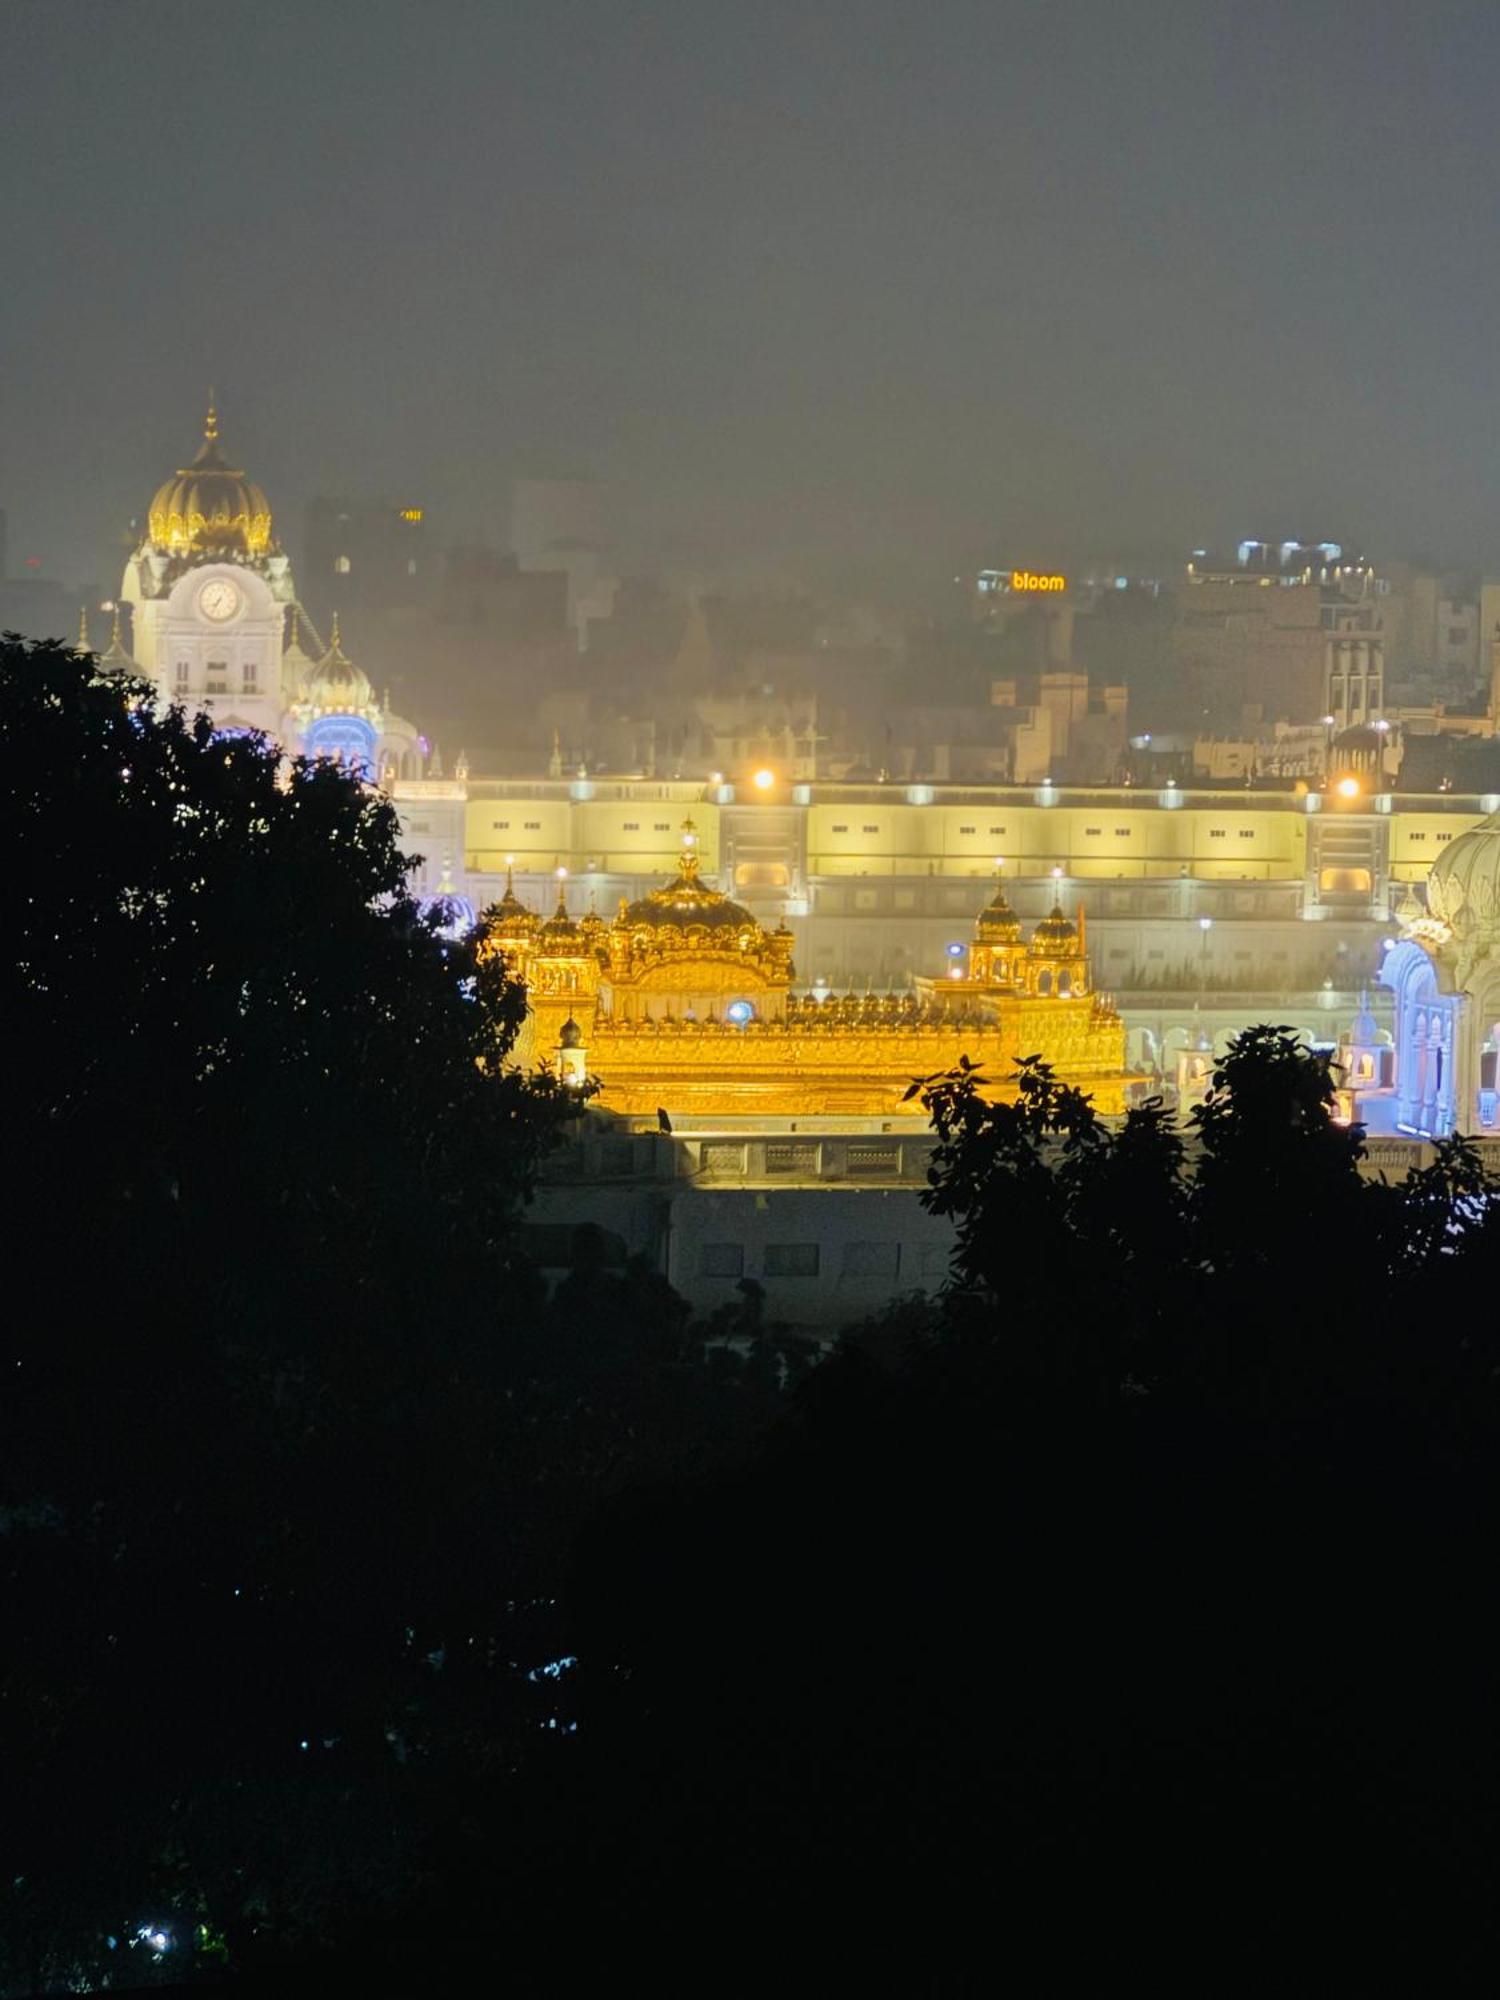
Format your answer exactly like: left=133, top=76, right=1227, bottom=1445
left=7, top=634, right=1500, bottom=1987
left=563, top=1040, right=1500, bottom=1986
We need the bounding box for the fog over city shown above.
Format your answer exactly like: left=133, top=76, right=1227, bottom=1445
left=9, top=0, right=1500, bottom=599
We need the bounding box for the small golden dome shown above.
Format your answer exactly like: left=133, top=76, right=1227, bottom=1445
left=146, top=397, right=274, bottom=559
left=305, top=614, right=376, bottom=713
left=485, top=867, right=540, bottom=936
left=541, top=890, right=584, bottom=948
left=975, top=877, right=1022, bottom=942
left=1029, top=902, right=1079, bottom=955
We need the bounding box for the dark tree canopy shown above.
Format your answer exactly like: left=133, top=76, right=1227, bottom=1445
left=8, top=631, right=1500, bottom=1987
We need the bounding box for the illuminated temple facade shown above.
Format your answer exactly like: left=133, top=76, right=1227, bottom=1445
left=115, top=399, right=428, bottom=782
left=482, top=824, right=1133, bottom=1118
left=1378, top=806, right=1500, bottom=1137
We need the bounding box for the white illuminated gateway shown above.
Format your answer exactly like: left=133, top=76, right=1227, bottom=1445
left=117, top=398, right=428, bottom=780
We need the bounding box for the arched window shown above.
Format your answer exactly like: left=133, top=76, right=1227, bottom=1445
left=1037, top=970, right=1052, bottom=996
left=334, top=554, right=352, bottom=575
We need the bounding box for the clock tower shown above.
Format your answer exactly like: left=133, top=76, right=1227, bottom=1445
left=121, top=397, right=298, bottom=734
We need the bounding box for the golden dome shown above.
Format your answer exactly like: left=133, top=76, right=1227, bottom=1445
left=975, top=876, right=1022, bottom=942
left=621, top=822, right=756, bottom=931
left=304, top=614, right=376, bottom=713
left=482, top=867, right=541, bottom=940
left=541, top=890, right=586, bottom=949
left=1029, top=902, right=1079, bottom=955
left=146, top=398, right=274, bottom=559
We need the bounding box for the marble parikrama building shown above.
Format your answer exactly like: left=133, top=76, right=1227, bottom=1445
left=114, top=399, right=430, bottom=786
left=481, top=825, right=1133, bottom=1118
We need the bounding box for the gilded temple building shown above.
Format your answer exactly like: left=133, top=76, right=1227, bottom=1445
left=482, top=823, right=1133, bottom=1118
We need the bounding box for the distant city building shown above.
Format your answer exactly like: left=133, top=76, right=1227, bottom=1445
left=302, top=496, right=428, bottom=616
left=510, top=477, right=617, bottom=649
left=1177, top=538, right=1386, bottom=727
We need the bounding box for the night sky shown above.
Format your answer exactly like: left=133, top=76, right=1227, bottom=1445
left=7, top=0, right=1500, bottom=599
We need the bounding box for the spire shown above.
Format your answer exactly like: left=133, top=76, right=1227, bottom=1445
left=677, top=815, right=702, bottom=885
left=191, top=388, right=229, bottom=469
left=329, top=610, right=343, bottom=654
left=76, top=604, right=90, bottom=654
left=99, top=604, right=135, bottom=672
left=548, top=728, right=563, bottom=779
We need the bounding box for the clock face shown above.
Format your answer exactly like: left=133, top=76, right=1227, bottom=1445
left=198, top=578, right=241, bottom=623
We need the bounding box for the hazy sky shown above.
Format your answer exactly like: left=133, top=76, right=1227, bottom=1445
left=6, top=0, right=1500, bottom=599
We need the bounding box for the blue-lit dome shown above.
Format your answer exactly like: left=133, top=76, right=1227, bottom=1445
left=423, top=861, right=477, bottom=939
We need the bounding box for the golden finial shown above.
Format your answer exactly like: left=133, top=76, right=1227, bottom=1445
left=110, top=604, right=123, bottom=648
left=329, top=610, right=342, bottom=653
left=76, top=604, right=90, bottom=654
left=204, top=389, right=219, bottom=443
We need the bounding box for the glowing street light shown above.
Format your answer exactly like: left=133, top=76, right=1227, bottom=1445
left=1336, top=776, right=1361, bottom=800
left=752, top=767, right=776, bottom=792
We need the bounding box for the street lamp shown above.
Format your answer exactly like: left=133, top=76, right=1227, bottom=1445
left=1198, top=914, right=1212, bottom=997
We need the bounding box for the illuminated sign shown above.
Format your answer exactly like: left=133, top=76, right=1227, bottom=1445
left=398, top=508, right=424, bottom=523
left=1010, top=570, right=1067, bottom=594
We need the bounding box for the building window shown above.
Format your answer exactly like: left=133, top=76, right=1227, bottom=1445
left=1209, top=829, right=1226, bottom=839
left=242, top=663, right=258, bottom=691
left=1409, top=833, right=1426, bottom=843
left=861, top=824, right=879, bottom=833
left=764, top=1242, right=820, bottom=1277
left=765, top=1142, right=819, bottom=1174
left=493, top=820, right=510, bottom=829
left=653, top=821, right=670, bottom=831
left=989, top=825, right=1005, bottom=834
left=959, top=825, right=976, bottom=834
left=175, top=660, right=189, bottom=686
left=841, top=1241, right=900, bottom=1278
left=524, top=820, right=541, bottom=829
left=622, top=822, right=639, bottom=830
left=1114, top=827, right=1130, bottom=836
left=1084, top=826, right=1101, bottom=836
left=406, top=558, right=418, bottom=576
left=698, top=1242, right=744, bottom=1278
left=334, top=555, right=352, bottom=574
left=1238, top=829, right=1255, bottom=838
left=831, top=823, right=848, bottom=832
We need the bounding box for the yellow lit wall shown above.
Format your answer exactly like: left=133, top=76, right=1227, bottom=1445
left=466, top=798, right=720, bottom=877
left=1388, top=811, right=1482, bottom=882
left=805, top=802, right=1307, bottom=882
